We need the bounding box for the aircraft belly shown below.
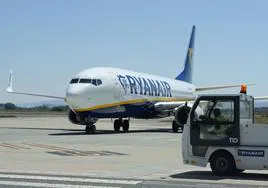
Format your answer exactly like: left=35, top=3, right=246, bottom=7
left=78, top=102, right=158, bottom=119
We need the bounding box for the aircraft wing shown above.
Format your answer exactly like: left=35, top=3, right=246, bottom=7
left=154, top=98, right=195, bottom=111
left=154, top=101, right=186, bottom=111
left=6, top=70, right=65, bottom=99
left=196, top=83, right=254, bottom=91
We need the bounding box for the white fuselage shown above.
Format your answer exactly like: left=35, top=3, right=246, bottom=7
left=65, top=67, right=196, bottom=118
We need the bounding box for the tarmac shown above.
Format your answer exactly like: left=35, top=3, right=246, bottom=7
left=0, top=116, right=268, bottom=187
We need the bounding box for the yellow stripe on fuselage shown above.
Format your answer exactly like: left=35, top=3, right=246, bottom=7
left=74, top=97, right=187, bottom=112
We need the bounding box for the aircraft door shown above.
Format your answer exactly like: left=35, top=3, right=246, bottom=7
left=190, top=96, right=240, bottom=147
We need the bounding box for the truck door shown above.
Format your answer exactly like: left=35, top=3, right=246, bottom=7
left=190, top=96, right=240, bottom=147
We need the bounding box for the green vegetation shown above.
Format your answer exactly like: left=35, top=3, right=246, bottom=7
left=1, top=102, right=268, bottom=123
left=254, top=115, right=268, bottom=124
left=254, top=107, right=268, bottom=124
left=0, top=102, right=69, bottom=113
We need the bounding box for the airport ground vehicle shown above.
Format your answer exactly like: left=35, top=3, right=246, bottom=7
left=182, top=87, right=268, bottom=175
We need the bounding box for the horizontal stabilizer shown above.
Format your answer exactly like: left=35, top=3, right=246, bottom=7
left=196, top=83, right=254, bottom=92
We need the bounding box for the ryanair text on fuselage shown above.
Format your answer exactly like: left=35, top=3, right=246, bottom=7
left=117, top=74, right=172, bottom=97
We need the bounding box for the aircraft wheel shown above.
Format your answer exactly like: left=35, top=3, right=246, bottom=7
left=85, top=125, right=96, bottom=134
left=172, top=120, right=179, bottom=133
left=91, top=125, right=96, bottom=134
left=114, top=119, right=121, bottom=132
left=122, top=120, right=129, bottom=132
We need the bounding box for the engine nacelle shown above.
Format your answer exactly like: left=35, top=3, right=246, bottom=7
left=174, top=104, right=191, bottom=125
left=68, top=110, right=85, bottom=125
left=174, top=103, right=204, bottom=125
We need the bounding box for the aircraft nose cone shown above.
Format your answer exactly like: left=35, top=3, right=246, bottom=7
left=66, top=85, right=81, bottom=96
left=65, top=85, right=88, bottom=108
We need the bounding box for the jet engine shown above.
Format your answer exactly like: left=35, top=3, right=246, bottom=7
left=174, top=104, right=191, bottom=125
left=174, top=103, right=204, bottom=125
left=68, top=110, right=85, bottom=125
left=68, top=110, right=98, bottom=125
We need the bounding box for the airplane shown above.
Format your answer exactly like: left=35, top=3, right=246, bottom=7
left=6, top=25, right=257, bottom=134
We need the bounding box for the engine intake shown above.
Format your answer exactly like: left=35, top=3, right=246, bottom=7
left=175, top=103, right=204, bottom=125
left=174, top=105, right=191, bottom=125
left=68, top=110, right=85, bottom=125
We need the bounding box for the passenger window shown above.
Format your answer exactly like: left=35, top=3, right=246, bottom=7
left=79, top=79, right=91, bottom=83
left=70, top=78, right=79, bottom=84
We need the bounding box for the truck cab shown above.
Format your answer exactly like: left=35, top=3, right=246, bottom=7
left=182, top=89, right=268, bottom=175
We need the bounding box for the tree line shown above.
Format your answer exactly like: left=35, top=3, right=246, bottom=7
left=0, top=103, right=69, bottom=112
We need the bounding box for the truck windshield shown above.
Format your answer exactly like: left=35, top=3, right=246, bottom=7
left=194, top=99, right=235, bottom=140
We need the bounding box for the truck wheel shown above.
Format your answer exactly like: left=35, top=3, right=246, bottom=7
left=210, top=151, right=235, bottom=176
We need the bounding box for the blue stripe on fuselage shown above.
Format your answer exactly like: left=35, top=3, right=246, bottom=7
left=78, top=102, right=158, bottom=119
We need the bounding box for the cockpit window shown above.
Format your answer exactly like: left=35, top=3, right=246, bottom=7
left=70, top=78, right=79, bottom=84
left=79, top=78, right=102, bottom=86
left=79, top=79, right=92, bottom=83
left=92, top=79, right=97, bottom=86
left=97, top=79, right=102, bottom=85
left=91, top=79, right=102, bottom=86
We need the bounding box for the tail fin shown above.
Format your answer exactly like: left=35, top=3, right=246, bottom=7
left=175, top=25, right=195, bottom=83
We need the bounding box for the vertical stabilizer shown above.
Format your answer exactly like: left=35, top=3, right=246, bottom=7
left=175, top=25, right=195, bottom=83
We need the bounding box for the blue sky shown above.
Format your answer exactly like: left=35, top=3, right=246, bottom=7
left=1, top=0, right=268, bottom=104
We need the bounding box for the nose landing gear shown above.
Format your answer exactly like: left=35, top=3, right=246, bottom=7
left=85, top=124, right=96, bottom=134
left=85, top=117, right=97, bottom=134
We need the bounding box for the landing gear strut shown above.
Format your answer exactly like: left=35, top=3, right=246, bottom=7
left=85, top=116, right=97, bottom=134
left=172, top=120, right=183, bottom=133
left=114, top=118, right=129, bottom=132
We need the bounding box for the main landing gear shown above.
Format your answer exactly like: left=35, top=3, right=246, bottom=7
left=114, top=118, right=129, bottom=132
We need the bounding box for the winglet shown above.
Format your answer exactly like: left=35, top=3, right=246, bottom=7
left=6, top=70, right=13, bottom=93
left=5, top=70, right=65, bottom=99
